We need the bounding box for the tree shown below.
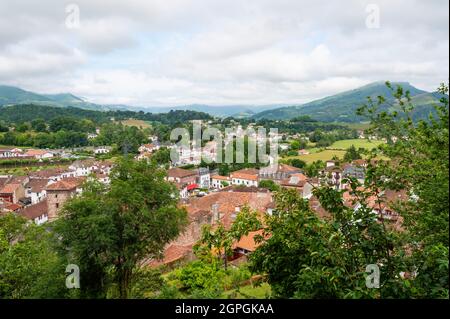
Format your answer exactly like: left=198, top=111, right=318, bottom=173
left=31, top=118, right=48, bottom=132
left=289, top=158, right=307, bottom=169
left=0, top=214, right=68, bottom=298
left=343, top=145, right=362, bottom=162
left=151, top=147, right=171, bottom=166
left=258, top=179, right=281, bottom=192
left=304, top=160, right=325, bottom=177
left=250, top=186, right=395, bottom=298
left=356, top=82, right=449, bottom=298
left=15, top=122, right=31, bottom=133
left=194, top=206, right=261, bottom=270
left=251, top=82, right=449, bottom=299
left=54, top=158, right=188, bottom=298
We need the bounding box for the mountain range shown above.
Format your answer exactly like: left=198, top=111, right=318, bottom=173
left=0, top=82, right=445, bottom=122
left=0, top=85, right=282, bottom=117
left=252, top=81, right=445, bottom=122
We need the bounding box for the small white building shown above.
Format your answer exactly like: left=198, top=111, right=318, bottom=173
left=230, top=169, right=259, bottom=187
left=195, top=167, right=211, bottom=189
left=24, top=149, right=54, bottom=160
left=94, top=146, right=111, bottom=154
left=211, top=175, right=231, bottom=189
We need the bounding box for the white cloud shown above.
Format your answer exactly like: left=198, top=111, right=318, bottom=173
left=0, top=0, right=448, bottom=106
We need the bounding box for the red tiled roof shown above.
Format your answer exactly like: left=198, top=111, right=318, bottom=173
left=19, top=199, right=48, bottom=220
left=29, top=168, right=68, bottom=179
left=5, top=203, right=22, bottom=211
left=211, top=175, right=230, bottom=181
left=0, top=183, right=21, bottom=194
left=230, top=168, right=259, bottom=181
left=46, top=177, right=84, bottom=191
left=233, top=230, right=268, bottom=252
left=24, top=149, right=51, bottom=156
left=26, top=179, right=49, bottom=193
left=185, top=191, right=272, bottom=229
left=168, top=167, right=197, bottom=179
left=147, top=244, right=193, bottom=267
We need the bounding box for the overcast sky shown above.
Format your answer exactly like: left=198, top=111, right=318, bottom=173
left=0, top=0, right=448, bottom=107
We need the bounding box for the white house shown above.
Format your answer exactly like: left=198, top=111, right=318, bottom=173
left=0, top=148, right=20, bottom=158
left=69, top=160, right=98, bottom=177
left=24, top=149, right=54, bottom=160
left=94, top=146, right=111, bottom=154
left=230, top=168, right=259, bottom=187
left=19, top=199, right=49, bottom=225
left=211, top=175, right=231, bottom=189
left=26, top=179, right=49, bottom=204
left=139, top=143, right=160, bottom=153
left=195, top=167, right=211, bottom=189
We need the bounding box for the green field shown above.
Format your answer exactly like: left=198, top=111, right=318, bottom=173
left=0, top=164, right=69, bottom=176
left=283, top=139, right=385, bottom=164
left=121, top=119, right=151, bottom=129
left=339, top=122, right=372, bottom=130
left=328, top=139, right=384, bottom=150
left=0, top=144, right=32, bottom=149
left=286, top=149, right=346, bottom=164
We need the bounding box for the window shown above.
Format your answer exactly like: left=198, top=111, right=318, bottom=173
left=56, top=203, right=59, bottom=208
left=55, top=194, right=58, bottom=198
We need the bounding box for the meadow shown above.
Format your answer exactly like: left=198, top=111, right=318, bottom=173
left=121, top=119, right=152, bottom=129
left=284, top=138, right=385, bottom=164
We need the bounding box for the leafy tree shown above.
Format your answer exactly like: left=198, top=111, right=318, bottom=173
left=251, top=82, right=449, bottom=299
left=31, top=118, right=48, bottom=132
left=15, top=122, right=31, bottom=133
left=175, top=260, right=226, bottom=298
left=258, top=179, right=281, bottom=192
left=357, top=81, right=449, bottom=298
left=54, top=158, right=188, bottom=298
left=0, top=121, right=8, bottom=132
left=289, top=158, right=307, bottom=169
left=0, top=214, right=68, bottom=298
left=194, top=206, right=262, bottom=270
left=343, top=145, right=362, bottom=162
left=304, top=160, right=325, bottom=177
left=151, top=147, right=171, bottom=166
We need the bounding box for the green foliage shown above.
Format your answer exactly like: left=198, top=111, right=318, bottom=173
left=151, top=147, right=171, bottom=166
left=258, top=179, right=281, bottom=192
left=194, top=206, right=262, bottom=270
left=93, top=123, right=147, bottom=154
left=288, top=158, right=307, bottom=169
left=54, top=158, right=188, bottom=298
left=343, top=145, right=363, bottom=162
left=0, top=214, right=68, bottom=298
left=304, top=160, right=325, bottom=177
left=129, top=268, right=165, bottom=299
left=251, top=82, right=449, bottom=299
left=176, top=260, right=226, bottom=297
left=357, top=81, right=449, bottom=298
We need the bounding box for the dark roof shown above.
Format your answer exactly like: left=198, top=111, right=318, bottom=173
left=19, top=199, right=48, bottom=220
left=26, top=179, right=49, bottom=193
left=168, top=167, right=197, bottom=179
left=45, top=177, right=85, bottom=191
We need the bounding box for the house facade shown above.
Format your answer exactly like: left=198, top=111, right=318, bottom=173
left=230, top=169, right=259, bottom=187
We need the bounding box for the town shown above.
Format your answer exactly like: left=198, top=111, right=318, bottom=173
left=0, top=124, right=404, bottom=269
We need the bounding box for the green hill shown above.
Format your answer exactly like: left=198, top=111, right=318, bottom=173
left=252, top=81, right=438, bottom=122
left=0, top=85, right=51, bottom=105
left=0, top=85, right=117, bottom=111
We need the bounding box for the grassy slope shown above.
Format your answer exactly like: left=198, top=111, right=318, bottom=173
left=283, top=138, right=385, bottom=164
left=121, top=119, right=152, bottom=129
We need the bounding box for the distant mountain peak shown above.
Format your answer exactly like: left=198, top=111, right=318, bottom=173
left=252, top=81, right=431, bottom=122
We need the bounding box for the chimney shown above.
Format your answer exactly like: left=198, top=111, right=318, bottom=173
left=211, top=203, right=220, bottom=223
